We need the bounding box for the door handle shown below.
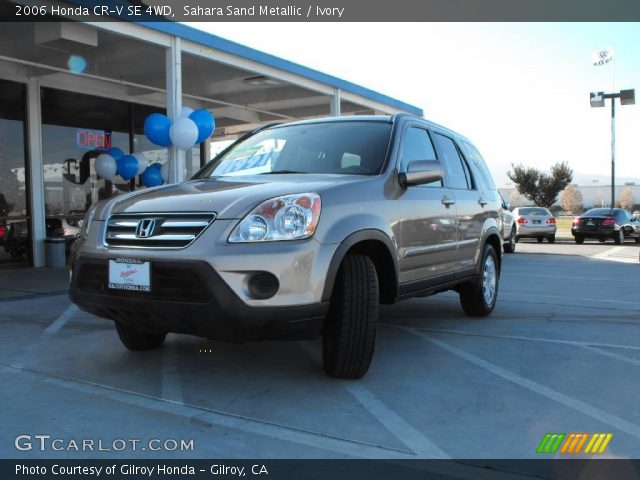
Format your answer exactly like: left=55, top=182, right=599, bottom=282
left=478, top=197, right=488, bottom=207
left=441, top=196, right=456, bottom=207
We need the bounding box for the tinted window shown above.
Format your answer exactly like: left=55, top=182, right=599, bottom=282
left=459, top=140, right=496, bottom=190
left=584, top=208, right=615, bottom=217
left=199, top=122, right=391, bottom=177
left=432, top=133, right=470, bottom=189
left=399, top=127, right=441, bottom=187
left=518, top=208, right=551, bottom=216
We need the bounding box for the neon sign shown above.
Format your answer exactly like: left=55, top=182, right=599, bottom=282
left=76, top=129, right=112, bottom=150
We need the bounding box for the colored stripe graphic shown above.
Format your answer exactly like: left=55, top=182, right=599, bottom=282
left=584, top=433, right=613, bottom=454
left=560, top=433, right=589, bottom=453
left=537, top=433, right=566, bottom=453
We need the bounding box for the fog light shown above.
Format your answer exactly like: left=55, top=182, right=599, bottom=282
left=247, top=272, right=279, bottom=299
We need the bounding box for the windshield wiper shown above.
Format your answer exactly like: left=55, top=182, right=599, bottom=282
left=262, top=170, right=305, bottom=174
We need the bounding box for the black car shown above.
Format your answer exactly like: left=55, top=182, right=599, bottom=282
left=572, top=208, right=640, bottom=244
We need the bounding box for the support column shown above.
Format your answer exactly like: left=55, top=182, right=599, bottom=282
left=330, top=87, right=341, bottom=116
left=26, top=78, right=46, bottom=268
left=166, top=35, right=184, bottom=184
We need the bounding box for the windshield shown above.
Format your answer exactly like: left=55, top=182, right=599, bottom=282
left=198, top=121, right=392, bottom=178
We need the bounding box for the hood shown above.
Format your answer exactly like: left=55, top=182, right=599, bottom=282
left=102, top=174, right=372, bottom=219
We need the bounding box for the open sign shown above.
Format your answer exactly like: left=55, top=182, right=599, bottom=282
left=76, top=129, right=112, bottom=150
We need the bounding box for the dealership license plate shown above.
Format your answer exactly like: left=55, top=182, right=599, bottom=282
left=108, top=258, right=151, bottom=292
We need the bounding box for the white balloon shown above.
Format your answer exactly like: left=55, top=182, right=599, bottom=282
left=132, top=152, right=149, bottom=176
left=169, top=117, right=199, bottom=150
left=161, top=162, right=170, bottom=182
left=179, top=106, right=194, bottom=118
left=95, top=154, right=117, bottom=180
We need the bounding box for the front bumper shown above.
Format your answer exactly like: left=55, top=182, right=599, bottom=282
left=70, top=257, right=328, bottom=341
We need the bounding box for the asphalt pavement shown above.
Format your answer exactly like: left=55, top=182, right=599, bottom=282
left=0, top=241, right=638, bottom=460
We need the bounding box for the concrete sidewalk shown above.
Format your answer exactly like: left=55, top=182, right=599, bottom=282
left=0, top=267, right=68, bottom=300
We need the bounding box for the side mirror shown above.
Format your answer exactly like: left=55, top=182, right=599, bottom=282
left=399, top=160, right=443, bottom=187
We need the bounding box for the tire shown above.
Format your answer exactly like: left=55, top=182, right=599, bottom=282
left=322, top=253, right=379, bottom=379
left=115, top=321, right=166, bottom=351
left=575, top=235, right=584, bottom=244
left=599, top=238, right=606, bottom=243
left=614, top=229, right=624, bottom=245
left=503, top=227, right=516, bottom=253
left=515, top=235, right=520, bottom=243
left=537, top=237, right=543, bottom=243
left=635, top=237, right=640, bottom=244
left=459, top=243, right=499, bottom=317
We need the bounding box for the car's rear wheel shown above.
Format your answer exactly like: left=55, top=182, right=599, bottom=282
left=537, top=237, right=543, bottom=243
left=599, top=237, right=606, bottom=243
left=548, top=235, right=556, bottom=243
left=635, top=237, right=640, bottom=244
left=322, top=253, right=379, bottom=379
left=614, top=229, right=624, bottom=245
left=459, top=243, right=499, bottom=317
left=115, top=321, right=166, bottom=351
left=503, top=227, right=516, bottom=253
left=575, top=235, right=584, bottom=244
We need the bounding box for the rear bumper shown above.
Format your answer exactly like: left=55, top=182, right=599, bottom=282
left=69, top=257, right=328, bottom=342
left=571, top=226, right=616, bottom=238
left=515, top=225, right=556, bottom=237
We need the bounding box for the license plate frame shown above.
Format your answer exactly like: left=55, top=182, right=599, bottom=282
left=108, top=258, right=151, bottom=292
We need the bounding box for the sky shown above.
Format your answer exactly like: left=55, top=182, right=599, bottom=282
left=188, top=22, right=640, bottom=187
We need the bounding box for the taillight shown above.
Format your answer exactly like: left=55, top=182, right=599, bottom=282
left=517, top=217, right=528, bottom=224
left=602, top=217, right=615, bottom=226
left=573, top=217, right=582, bottom=226
left=546, top=217, right=556, bottom=224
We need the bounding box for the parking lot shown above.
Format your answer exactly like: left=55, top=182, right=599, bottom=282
left=0, top=241, right=638, bottom=460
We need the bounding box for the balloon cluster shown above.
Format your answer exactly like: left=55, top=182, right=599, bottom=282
left=144, top=107, right=215, bottom=150
left=95, top=148, right=149, bottom=182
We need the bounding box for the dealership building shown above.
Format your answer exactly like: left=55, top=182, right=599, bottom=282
left=0, top=4, right=422, bottom=267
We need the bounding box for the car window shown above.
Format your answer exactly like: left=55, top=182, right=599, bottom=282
left=399, top=126, right=441, bottom=187
left=432, top=133, right=470, bottom=190
left=459, top=140, right=496, bottom=190
left=518, top=207, right=550, bottom=216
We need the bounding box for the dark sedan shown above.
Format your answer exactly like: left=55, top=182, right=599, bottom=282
left=572, top=208, right=640, bottom=244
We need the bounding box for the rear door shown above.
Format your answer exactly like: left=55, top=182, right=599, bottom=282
left=397, top=124, right=458, bottom=288
left=431, top=132, right=483, bottom=272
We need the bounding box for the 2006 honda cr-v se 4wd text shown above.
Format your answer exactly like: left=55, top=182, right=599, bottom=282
left=70, top=114, right=504, bottom=379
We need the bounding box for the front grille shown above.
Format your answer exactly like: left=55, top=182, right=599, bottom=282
left=104, top=212, right=216, bottom=249
left=78, top=262, right=210, bottom=303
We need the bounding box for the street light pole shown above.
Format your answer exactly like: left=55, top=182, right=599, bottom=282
left=590, top=89, right=635, bottom=208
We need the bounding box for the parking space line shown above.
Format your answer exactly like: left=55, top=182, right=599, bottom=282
left=1, top=361, right=417, bottom=459
left=298, top=342, right=449, bottom=459
left=43, top=304, right=78, bottom=335
left=399, top=328, right=640, bottom=352
left=580, top=345, right=640, bottom=368
left=591, top=246, right=638, bottom=264
left=400, top=328, right=640, bottom=441
left=161, top=346, right=184, bottom=404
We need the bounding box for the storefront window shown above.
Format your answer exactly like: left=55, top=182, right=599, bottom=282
left=0, top=79, right=28, bottom=265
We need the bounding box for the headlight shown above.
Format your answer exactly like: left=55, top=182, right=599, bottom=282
left=229, top=193, right=321, bottom=242
left=82, top=204, right=98, bottom=237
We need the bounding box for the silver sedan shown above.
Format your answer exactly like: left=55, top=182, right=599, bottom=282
left=513, top=207, right=557, bottom=243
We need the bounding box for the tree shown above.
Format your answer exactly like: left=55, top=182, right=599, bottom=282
left=507, top=162, right=573, bottom=208
left=560, top=184, right=583, bottom=213
left=619, top=187, right=634, bottom=211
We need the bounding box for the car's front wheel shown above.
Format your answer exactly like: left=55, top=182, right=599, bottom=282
left=459, top=243, right=499, bottom=317
left=323, top=253, right=379, bottom=379
left=115, top=321, right=166, bottom=351
left=503, top=227, right=516, bottom=253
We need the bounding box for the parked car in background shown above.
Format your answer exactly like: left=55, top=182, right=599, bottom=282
left=633, top=210, right=640, bottom=220
left=46, top=217, right=81, bottom=253
left=499, top=194, right=516, bottom=253
left=513, top=207, right=556, bottom=243
left=3, top=221, right=29, bottom=259
left=0, top=223, right=6, bottom=245
left=572, top=208, right=640, bottom=244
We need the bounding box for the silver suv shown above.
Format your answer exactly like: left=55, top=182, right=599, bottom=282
left=70, top=115, right=503, bottom=379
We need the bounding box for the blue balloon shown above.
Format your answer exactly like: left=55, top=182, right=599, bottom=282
left=108, top=147, right=125, bottom=161
left=144, top=113, right=172, bottom=147
left=149, top=162, right=163, bottom=170
left=189, top=109, right=215, bottom=143
left=117, top=155, right=138, bottom=181
left=141, top=166, right=164, bottom=187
